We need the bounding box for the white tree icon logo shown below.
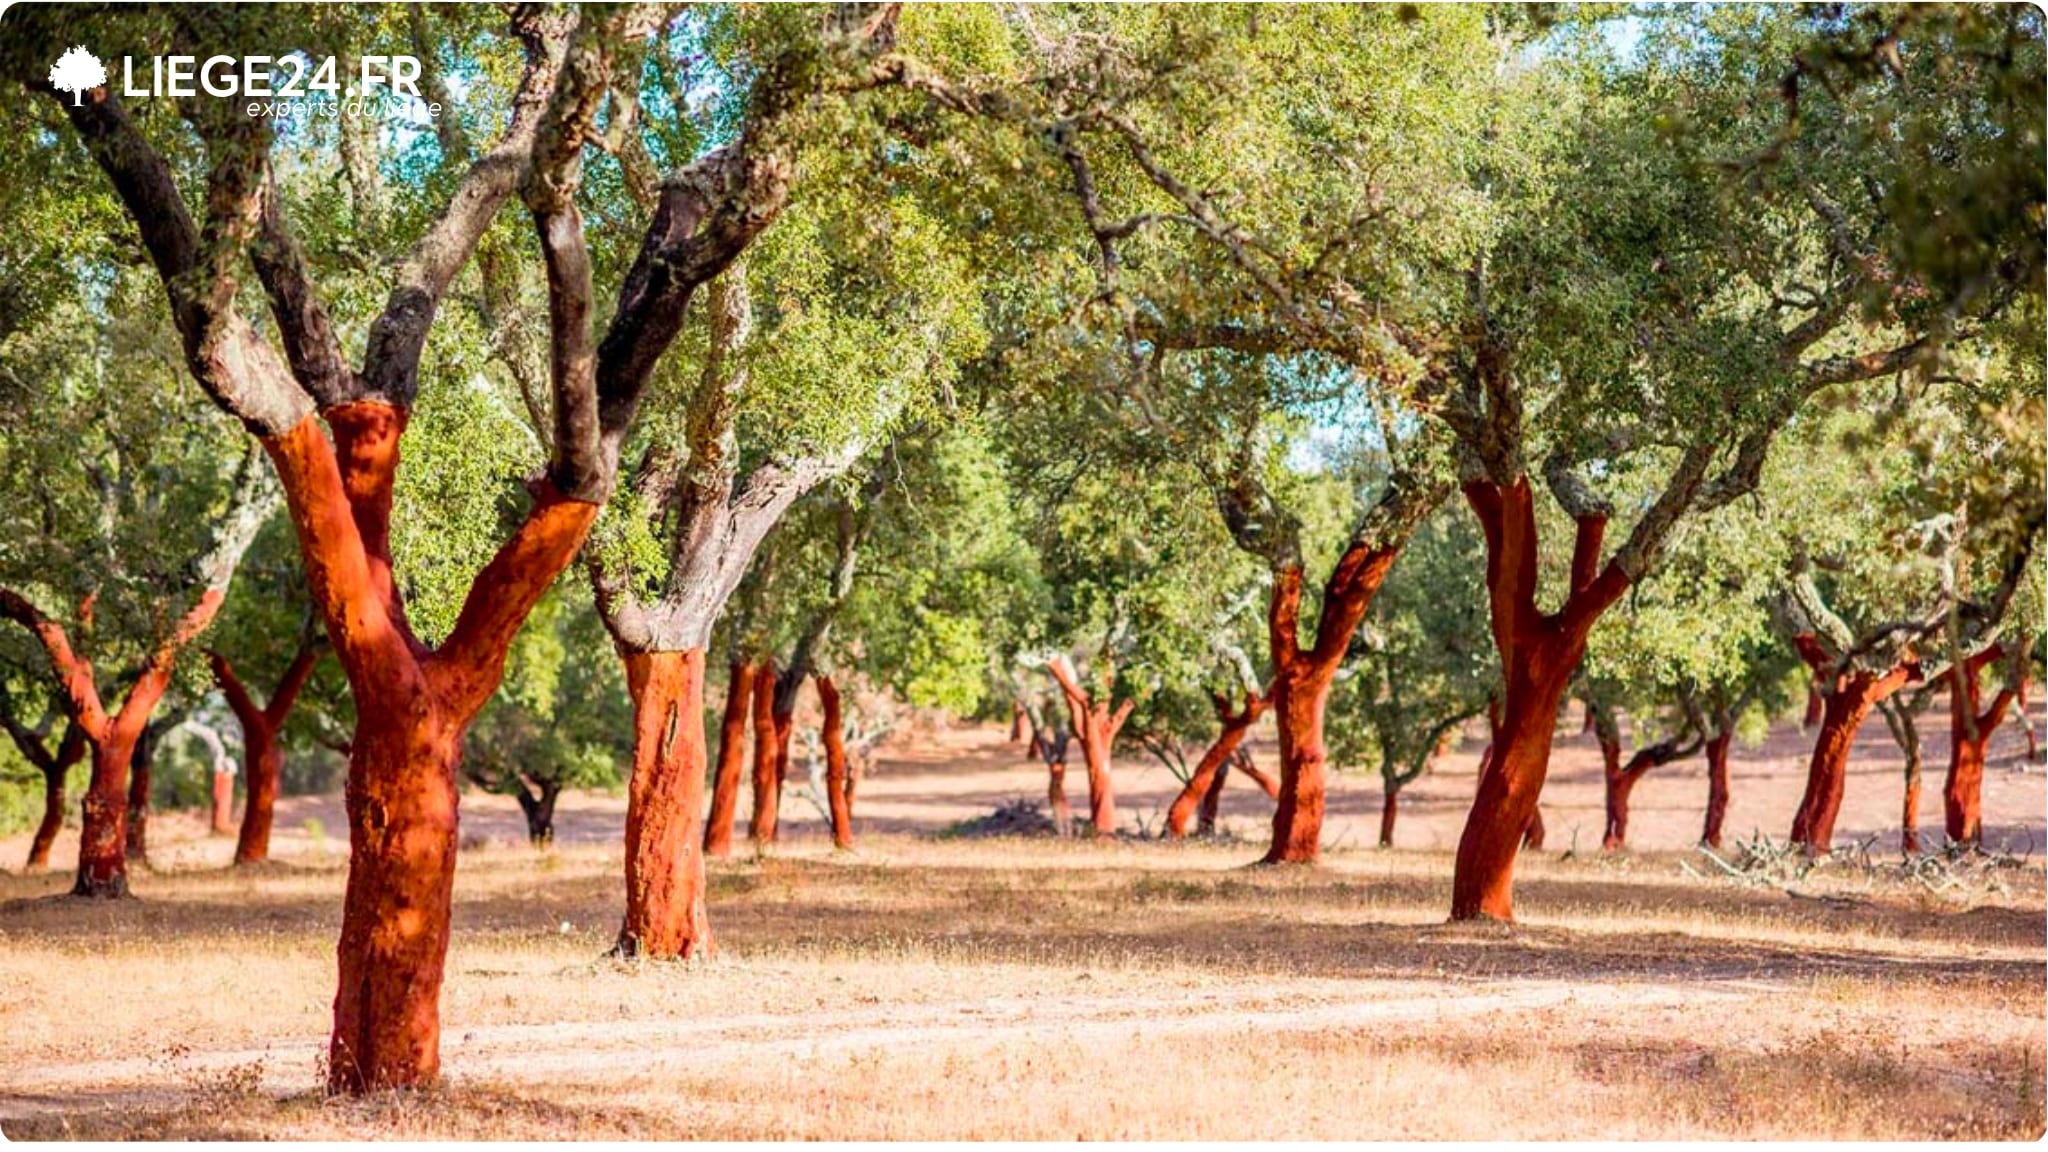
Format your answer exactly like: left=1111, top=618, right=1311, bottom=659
left=49, top=47, right=107, bottom=107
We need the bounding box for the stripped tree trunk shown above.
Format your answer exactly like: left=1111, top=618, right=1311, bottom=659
left=750, top=655, right=785, bottom=847
left=703, top=659, right=754, bottom=858
left=1878, top=699, right=1925, bottom=855
left=1701, top=709, right=1734, bottom=850
left=616, top=649, right=713, bottom=959
left=212, top=637, right=323, bottom=865
left=1164, top=687, right=1267, bottom=839
left=818, top=674, right=854, bottom=849
left=1046, top=656, right=1133, bottom=837
left=1787, top=633, right=1919, bottom=853
left=1451, top=479, right=1629, bottom=919
left=0, top=716, right=86, bottom=873
left=1944, top=644, right=2019, bottom=848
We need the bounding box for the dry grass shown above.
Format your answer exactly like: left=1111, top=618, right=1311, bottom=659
left=3, top=714, right=2043, bottom=1139
left=2, top=828, right=2042, bottom=1140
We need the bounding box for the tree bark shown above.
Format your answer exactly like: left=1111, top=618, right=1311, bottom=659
left=1261, top=544, right=1398, bottom=864
left=616, top=648, right=713, bottom=959
left=819, top=673, right=853, bottom=849
left=1235, top=751, right=1280, bottom=800
left=514, top=777, right=561, bottom=847
left=24, top=726, right=85, bottom=873
left=1378, top=785, right=1400, bottom=848
left=267, top=406, right=598, bottom=1092
left=1787, top=635, right=1919, bottom=853
left=1046, top=656, right=1133, bottom=837
left=1944, top=645, right=2017, bottom=848
left=703, top=659, right=754, bottom=858
left=213, top=640, right=321, bottom=865
left=1164, top=688, right=1266, bottom=839
left=749, top=655, right=783, bottom=846
left=1451, top=479, right=1626, bottom=919
left=1802, top=686, right=1824, bottom=730
left=1701, top=713, right=1733, bottom=850
left=1196, top=749, right=1228, bottom=836
left=124, top=720, right=161, bottom=864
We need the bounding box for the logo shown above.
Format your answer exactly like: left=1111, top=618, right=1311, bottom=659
left=48, top=46, right=106, bottom=107
left=44, top=45, right=437, bottom=121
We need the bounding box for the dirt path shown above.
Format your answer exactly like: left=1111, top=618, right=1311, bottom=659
left=0, top=974, right=1757, bottom=1115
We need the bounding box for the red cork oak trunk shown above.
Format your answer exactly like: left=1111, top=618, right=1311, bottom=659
left=1450, top=479, right=1631, bottom=920
left=0, top=588, right=230, bottom=896
left=1046, top=657, right=1134, bottom=837
left=703, top=659, right=756, bottom=859
left=819, top=673, right=854, bottom=849
left=1164, top=687, right=1267, bottom=840
left=1944, top=644, right=2020, bottom=848
left=616, top=649, right=714, bottom=959
left=1700, top=714, right=1734, bottom=850
left=211, top=639, right=323, bottom=864
left=1786, top=633, right=1919, bottom=853
left=266, top=407, right=597, bottom=1092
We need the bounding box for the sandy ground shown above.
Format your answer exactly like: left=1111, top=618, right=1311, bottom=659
left=0, top=703, right=2042, bottom=1139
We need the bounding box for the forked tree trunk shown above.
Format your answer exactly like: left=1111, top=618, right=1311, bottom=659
left=213, top=641, right=321, bottom=865
left=1263, top=558, right=1390, bottom=864
left=1944, top=645, right=2018, bottom=848
left=749, top=656, right=783, bottom=846
left=1046, top=658, right=1133, bottom=838
left=1164, top=688, right=1266, bottom=840
left=268, top=406, right=598, bottom=1092
left=1701, top=713, right=1733, bottom=850
left=703, top=659, right=754, bottom=858
left=0, top=584, right=230, bottom=896
left=616, top=648, right=713, bottom=959
left=1788, top=667, right=1913, bottom=852
left=1451, top=479, right=1628, bottom=920
left=1603, top=735, right=1701, bottom=851
left=819, top=673, right=853, bottom=849
left=515, top=777, right=561, bottom=847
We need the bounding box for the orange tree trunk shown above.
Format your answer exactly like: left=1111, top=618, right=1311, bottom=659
left=212, top=642, right=321, bottom=865
left=1602, top=770, right=1638, bottom=852
left=1945, top=646, right=2017, bottom=848
left=1786, top=640, right=1918, bottom=853
left=1701, top=721, right=1733, bottom=850
left=1451, top=480, right=1629, bottom=920
left=616, top=648, right=714, bottom=960
left=28, top=761, right=68, bottom=873
left=819, top=674, right=853, bottom=849
left=211, top=768, right=235, bottom=834
left=1196, top=751, right=1228, bottom=836
left=1, top=591, right=225, bottom=895
left=1378, top=785, right=1400, bottom=848
left=1046, top=657, right=1133, bottom=838
left=266, top=407, right=597, bottom=1092
left=703, top=659, right=755, bottom=858
left=748, top=655, right=783, bottom=846
left=236, top=727, right=284, bottom=864
left=1164, top=688, right=1266, bottom=840
left=1787, top=677, right=1894, bottom=852
left=123, top=726, right=154, bottom=863
left=16, top=717, right=82, bottom=869
left=1802, top=686, right=1824, bottom=730
left=1261, top=544, right=1398, bottom=864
